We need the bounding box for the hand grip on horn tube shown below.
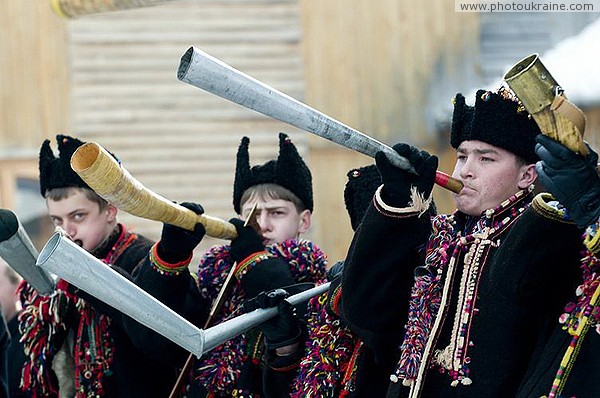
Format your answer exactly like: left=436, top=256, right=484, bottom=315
left=381, top=146, right=463, bottom=194
left=70, top=142, right=237, bottom=240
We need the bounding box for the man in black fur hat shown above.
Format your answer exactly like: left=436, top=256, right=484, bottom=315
left=18, top=135, right=175, bottom=397
left=127, top=133, right=327, bottom=397
left=339, top=88, right=584, bottom=397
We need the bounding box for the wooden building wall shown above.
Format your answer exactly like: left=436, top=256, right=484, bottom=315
left=0, top=2, right=70, bottom=149
left=0, top=2, right=69, bottom=212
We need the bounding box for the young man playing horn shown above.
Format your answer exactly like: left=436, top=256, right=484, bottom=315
left=339, top=88, right=584, bottom=397
left=18, top=135, right=175, bottom=397
left=128, top=133, right=328, bottom=397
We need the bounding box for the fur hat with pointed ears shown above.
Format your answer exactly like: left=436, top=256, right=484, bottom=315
left=39, top=134, right=92, bottom=197
left=233, top=133, right=313, bottom=214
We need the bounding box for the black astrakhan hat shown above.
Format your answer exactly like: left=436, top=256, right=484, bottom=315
left=233, top=133, right=313, bottom=214
left=344, top=165, right=382, bottom=231
left=451, top=88, right=541, bottom=163
left=39, top=134, right=91, bottom=197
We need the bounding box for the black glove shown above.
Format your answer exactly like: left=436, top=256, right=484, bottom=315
left=157, top=202, right=206, bottom=263
left=229, top=218, right=265, bottom=263
left=375, top=143, right=438, bottom=207
left=245, top=288, right=302, bottom=350
left=229, top=219, right=297, bottom=298
left=535, top=134, right=600, bottom=228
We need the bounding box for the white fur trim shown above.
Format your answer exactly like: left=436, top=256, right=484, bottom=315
left=375, top=185, right=433, bottom=216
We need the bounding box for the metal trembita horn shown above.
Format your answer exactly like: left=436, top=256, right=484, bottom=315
left=37, top=231, right=330, bottom=357
left=177, top=46, right=463, bottom=194
left=0, top=209, right=55, bottom=294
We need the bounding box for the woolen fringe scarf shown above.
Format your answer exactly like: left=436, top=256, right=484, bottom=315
left=191, top=239, right=328, bottom=397
left=18, top=228, right=137, bottom=397
left=290, top=288, right=359, bottom=398
left=394, top=213, right=456, bottom=384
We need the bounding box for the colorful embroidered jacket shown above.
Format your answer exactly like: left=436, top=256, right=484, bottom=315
left=129, top=239, right=328, bottom=398
left=17, top=224, right=169, bottom=398
left=517, top=206, right=600, bottom=398
left=341, top=191, right=583, bottom=398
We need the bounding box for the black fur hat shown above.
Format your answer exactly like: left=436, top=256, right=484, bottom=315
left=233, top=133, right=313, bottom=214
left=451, top=88, right=541, bottom=163
left=39, top=135, right=93, bottom=197
left=344, top=165, right=382, bottom=230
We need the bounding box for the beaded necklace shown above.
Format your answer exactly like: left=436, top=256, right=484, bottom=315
left=290, top=291, right=359, bottom=398
left=393, top=189, right=531, bottom=395
left=432, top=226, right=500, bottom=386
left=548, top=247, right=600, bottom=397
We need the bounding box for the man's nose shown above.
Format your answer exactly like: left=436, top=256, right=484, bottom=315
left=459, top=158, right=474, bottom=179
left=256, top=213, right=271, bottom=232
left=62, top=221, right=77, bottom=238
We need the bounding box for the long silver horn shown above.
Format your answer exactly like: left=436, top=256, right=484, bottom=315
left=37, top=231, right=330, bottom=357
left=176, top=46, right=463, bottom=194
left=0, top=209, right=55, bottom=294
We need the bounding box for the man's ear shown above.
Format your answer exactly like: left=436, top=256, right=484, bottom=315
left=518, top=163, right=538, bottom=189
left=297, top=209, right=311, bottom=234
left=106, top=204, right=118, bottom=222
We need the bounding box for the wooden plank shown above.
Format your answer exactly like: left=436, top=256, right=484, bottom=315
left=0, top=2, right=69, bottom=150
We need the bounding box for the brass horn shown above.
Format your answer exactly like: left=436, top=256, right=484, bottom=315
left=70, top=142, right=237, bottom=240
left=503, top=53, right=588, bottom=156
left=0, top=209, right=55, bottom=294
left=37, top=231, right=330, bottom=357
